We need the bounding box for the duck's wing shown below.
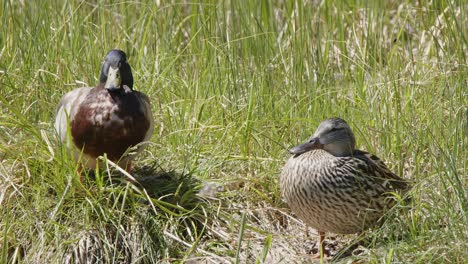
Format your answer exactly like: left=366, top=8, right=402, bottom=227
left=54, top=87, right=93, bottom=143
left=134, top=91, right=154, bottom=142
left=325, top=152, right=409, bottom=215
left=352, top=150, right=410, bottom=192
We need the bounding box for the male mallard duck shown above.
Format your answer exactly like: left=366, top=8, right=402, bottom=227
left=280, top=118, right=409, bottom=257
left=54, top=49, right=154, bottom=174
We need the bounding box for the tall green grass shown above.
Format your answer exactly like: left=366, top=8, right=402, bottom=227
left=1, top=0, right=466, bottom=263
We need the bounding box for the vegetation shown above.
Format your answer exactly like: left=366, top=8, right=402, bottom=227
left=0, top=0, right=466, bottom=263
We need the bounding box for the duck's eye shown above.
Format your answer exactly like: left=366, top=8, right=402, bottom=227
left=329, top=127, right=341, bottom=132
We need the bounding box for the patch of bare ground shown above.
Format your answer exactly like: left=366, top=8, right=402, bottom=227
left=191, top=183, right=367, bottom=263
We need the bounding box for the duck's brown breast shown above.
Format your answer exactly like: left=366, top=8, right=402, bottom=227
left=71, top=86, right=150, bottom=161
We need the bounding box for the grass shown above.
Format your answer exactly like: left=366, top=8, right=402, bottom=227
left=0, top=0, right=466, bottom=263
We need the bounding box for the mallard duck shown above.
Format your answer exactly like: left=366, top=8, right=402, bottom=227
left=54, top=49, right=154, bottom=174
left=280, top=118, right=408, bottom=257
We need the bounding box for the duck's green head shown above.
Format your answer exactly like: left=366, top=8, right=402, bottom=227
left=100, top=49, right=133, bottom=91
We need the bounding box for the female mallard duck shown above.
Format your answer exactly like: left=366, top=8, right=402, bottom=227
left=280, top=118, right=409, bottom=257
left=54, top=49, right=154, bottom=174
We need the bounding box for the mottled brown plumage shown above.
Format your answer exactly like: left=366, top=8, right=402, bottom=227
left=280, top=118, right=408, bottom=256
left=55, top=50, right=153, bottom=172
left=70, top=84, right=151, bottom=161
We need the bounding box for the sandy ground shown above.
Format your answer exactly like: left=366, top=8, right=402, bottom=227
left=189, top=182, right=363, bottom=263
